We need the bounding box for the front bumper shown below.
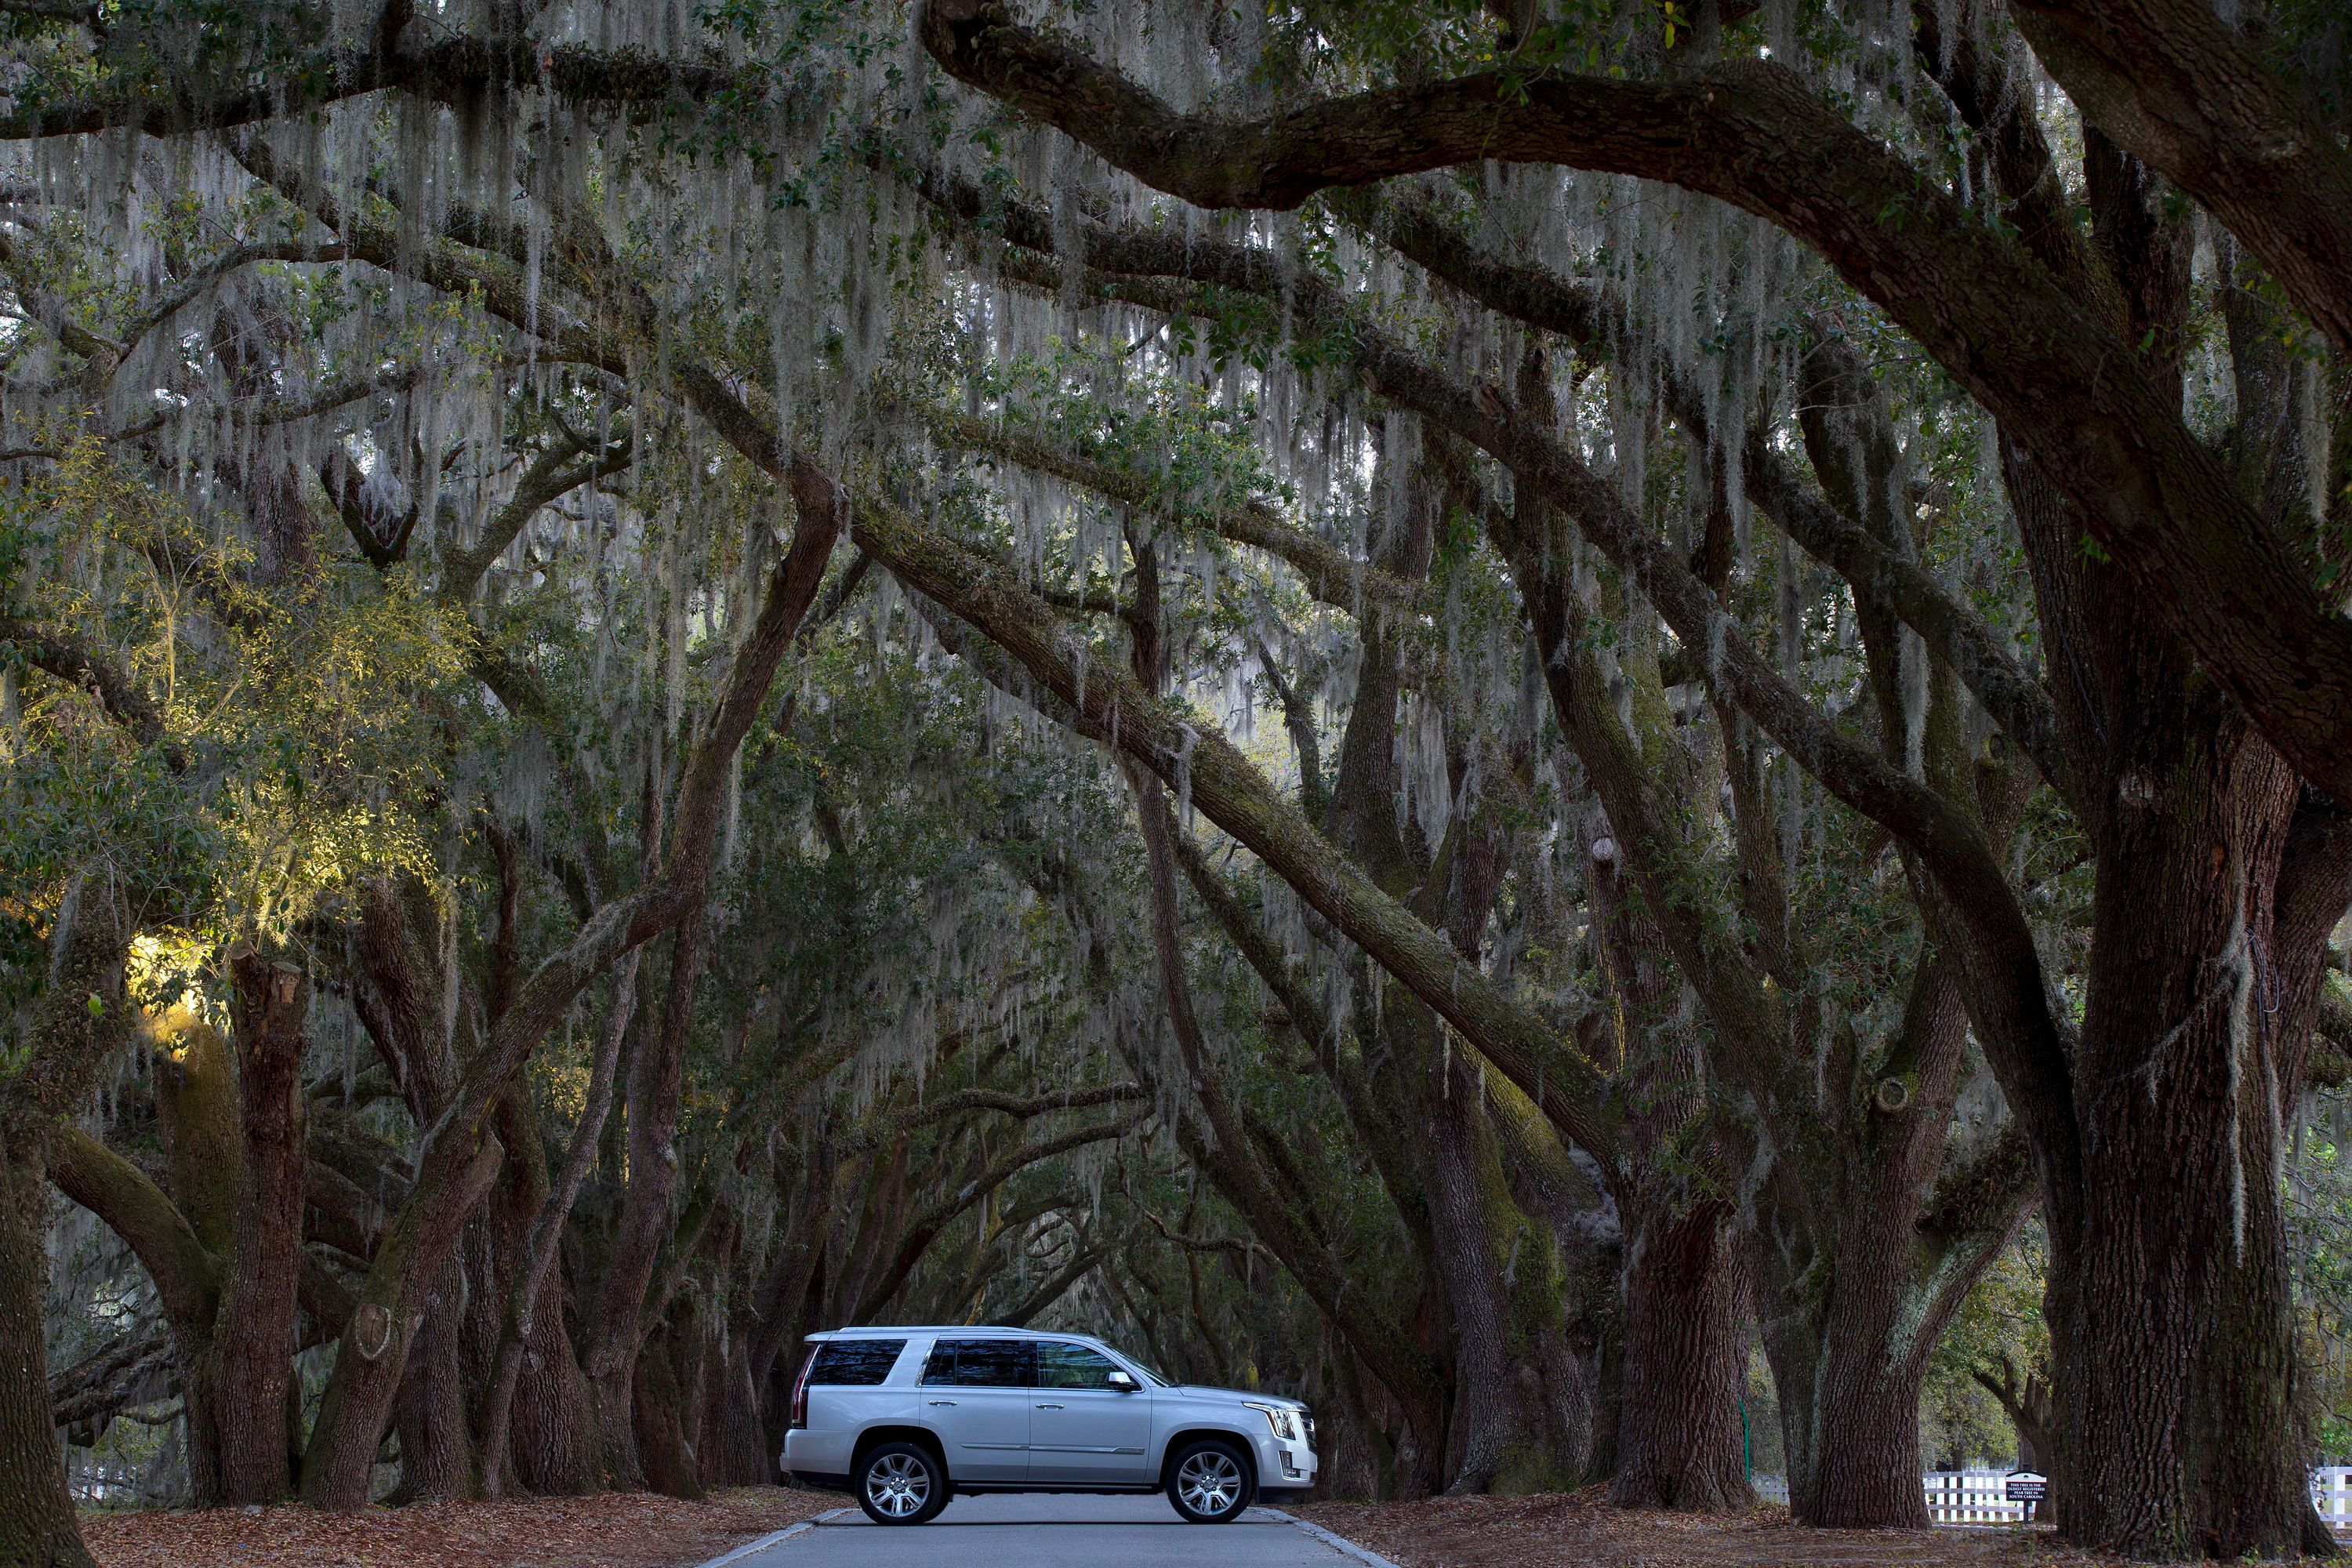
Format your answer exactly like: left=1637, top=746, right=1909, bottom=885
left=1258, top=1429, right=1319, bottom=1490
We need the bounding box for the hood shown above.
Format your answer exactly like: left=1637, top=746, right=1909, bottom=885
left=1167, top=1385, right=1305, bottom=1409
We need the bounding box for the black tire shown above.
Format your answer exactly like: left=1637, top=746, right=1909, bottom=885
left=1165, top=1437, right=1254, bottom=1523
left=855, top=1440, right=948, bottom=1525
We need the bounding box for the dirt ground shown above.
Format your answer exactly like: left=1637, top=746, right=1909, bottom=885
left=80, top=1485, right=837, bottom=1568
left=1291, top=1488, right=2341, bottom=1568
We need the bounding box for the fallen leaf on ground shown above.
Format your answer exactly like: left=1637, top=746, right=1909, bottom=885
left=82, top=1484, right=834, bottom=1568
left=1292, top=1488, right=2342, bottom=1568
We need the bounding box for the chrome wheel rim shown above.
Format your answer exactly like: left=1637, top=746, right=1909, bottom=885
left=866, top=1452, right=931, bottom=1518
left=1178, top=1450, right=1241, bottom=1515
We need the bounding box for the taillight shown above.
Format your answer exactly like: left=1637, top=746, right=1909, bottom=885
left=789, top=1349, right=815, bottom=1430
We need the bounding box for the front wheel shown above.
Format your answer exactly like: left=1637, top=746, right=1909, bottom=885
left=1167, top=1437, right=1253, bottom=1523
left=855, top=1441, right=947, bottom=1525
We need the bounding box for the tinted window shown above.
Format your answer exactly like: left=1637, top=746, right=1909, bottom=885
left=920, top=1338, right=1033, bottom=1387
left=1036, top=1342, right=1122, bottom=1390
left=809, top=1339, right=906, bottom=1385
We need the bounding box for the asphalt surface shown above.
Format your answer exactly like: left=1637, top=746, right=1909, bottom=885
left=720, top=1493, right=1374, bottom=1566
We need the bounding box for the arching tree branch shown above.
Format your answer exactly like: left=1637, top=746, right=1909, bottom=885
left=918, top=0, right=2352, bottom=811
left=2006, top=0, right=2352, bottom=360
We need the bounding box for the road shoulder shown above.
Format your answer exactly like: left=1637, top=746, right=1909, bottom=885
left=1255, top=1508, right=1406, bottom=1567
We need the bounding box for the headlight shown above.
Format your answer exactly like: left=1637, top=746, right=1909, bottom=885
left=1245, top=1402, right=1299, bottom=1442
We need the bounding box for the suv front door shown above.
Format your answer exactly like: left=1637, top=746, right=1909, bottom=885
left=1028, top=1341, right=1153, bottom=1483
left=919, top=1338, right=1033, bottom=1483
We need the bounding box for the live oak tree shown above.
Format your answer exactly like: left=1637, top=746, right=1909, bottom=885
left=3, top=2, right=2350, bottom=1565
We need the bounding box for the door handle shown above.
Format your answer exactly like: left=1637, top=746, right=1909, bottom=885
left=928, top=1399, right=957, bottom=1407
left=1035, top=1403, right=1064, bottom=1410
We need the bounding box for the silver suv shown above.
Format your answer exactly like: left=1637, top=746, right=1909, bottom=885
left=781, top=1325, right=1318, bottom=1525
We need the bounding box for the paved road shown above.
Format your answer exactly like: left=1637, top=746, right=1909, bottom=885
left=722, top=1493, right=1374, bottom=1567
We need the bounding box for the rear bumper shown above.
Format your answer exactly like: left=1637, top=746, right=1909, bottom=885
left=782, top=1428, right=857, bottom=1491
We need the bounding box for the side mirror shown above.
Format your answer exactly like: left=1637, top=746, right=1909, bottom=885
left=1106, top=1370, right=1138, bottom=1392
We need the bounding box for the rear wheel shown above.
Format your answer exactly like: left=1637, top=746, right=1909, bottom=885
left=1166, top=1438, right=1252, bottom=1523
left=855, top=1441, right=947, bottom=1525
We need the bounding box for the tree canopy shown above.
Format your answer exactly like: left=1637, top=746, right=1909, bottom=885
left=2, top=1, right=2350, bottom=1563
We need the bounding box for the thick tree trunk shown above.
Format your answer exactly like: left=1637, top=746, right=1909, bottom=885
left=0, top=884, right=129, bottom=1568
left=1740, top=1040, right=2024, bottom=1533
left=508, top=1261, right=599, bottom=1495
left=1572, top=838, right=1751, bottom=1515
left=112, top=1022, right=237, bottom=1506
left=745, top=1181, right=827, bottom=1404
left=1764, top=1299, right=1943, bottom=1527
left=1612, top=1199, right=1751, bottom=1512
left=587, top=910, right=706, bottom=1491
left=0, top=1138, right=96, bottom=1568
left=1758, top=1182, right=1994, bottom=1530
left=1416, top=1016, right=1589, bottom=1495
left=481, top=965, right=633, bottom=1497
left=206, top=954, right=310, bottom=1504
left=1485, top=1047, right=1616, bottom=1489
left=299, top=1134, right=504, bottom=1509
left=388, top=1255, right=475, bottom=1501
left=631, top=1327, right=702, bottom=1501
left=701, top=1335, right=769, bottom=1489
left=670, top=1297, right=715, bottom=1488
left=457, top=1211, right=508, bottom=1488
left=1417, top=797, right=1592, bottom=1497
left=175, top=1338, right=227, bottom=1510
left=2055, top=736, right=2309, bottom=1557
left=1422, top=1051, right=1513, bottom=1496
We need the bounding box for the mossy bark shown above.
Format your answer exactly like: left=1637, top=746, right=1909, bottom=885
left=0, top=1137, right=96, bottom=1568
left=0, top=882, right=130, bottom=1568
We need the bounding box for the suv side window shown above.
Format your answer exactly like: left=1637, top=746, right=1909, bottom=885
left=808, top=1339, right=906, bottom=1385
left=1035, top=1341, right=1122, bottom=1389
left=920, top=1338, right=1033, bottom=1386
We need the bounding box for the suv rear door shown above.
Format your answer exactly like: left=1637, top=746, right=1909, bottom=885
left=1029, top=1341, right=1154, bottom=1483
left=918, top=1337, right=1033, bottom=1482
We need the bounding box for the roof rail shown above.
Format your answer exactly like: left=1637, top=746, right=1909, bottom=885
left=809, top=1323, right=1043, bottom=1338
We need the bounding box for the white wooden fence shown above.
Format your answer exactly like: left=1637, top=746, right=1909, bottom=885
left=1749, top=1468, right=2352, bottom=1530
left=1750, top=1472, right=2027, bottom=1523
left=1923, top=1470, right=2032, bottom=1524
left=2314, top=1467, right=2352, bottom=1531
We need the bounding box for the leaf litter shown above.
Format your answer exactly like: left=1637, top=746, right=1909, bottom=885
left=1293, top=1488, right=2347, bottom=1568
left=82, top=1484, right=835, bottom=1568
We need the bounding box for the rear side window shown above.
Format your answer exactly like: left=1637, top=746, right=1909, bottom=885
left=808, top=1338, right=906, bottom=1385
left=921, top=1338, right=1033, bottom=1387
